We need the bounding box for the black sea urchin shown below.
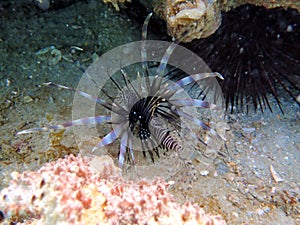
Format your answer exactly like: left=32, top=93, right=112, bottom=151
left=17, top=14, right=226, bottom=178
left=185, top=4, right=300, bottom=113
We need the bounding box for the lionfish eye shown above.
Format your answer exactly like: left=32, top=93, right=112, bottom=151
left=129, top=97, right=156, bottom=123
left=129, top=110, right=139, bottom=124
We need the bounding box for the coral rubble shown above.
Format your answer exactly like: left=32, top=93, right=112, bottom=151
left=0, top=154, right=226, bottom=225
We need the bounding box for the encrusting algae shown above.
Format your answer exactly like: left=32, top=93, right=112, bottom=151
left=0, top=154, right=226, bottom=225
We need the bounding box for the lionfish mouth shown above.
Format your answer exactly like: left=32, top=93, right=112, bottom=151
left=17, top=13, right=227, bottom=179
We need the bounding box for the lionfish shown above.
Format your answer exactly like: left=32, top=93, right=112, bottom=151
left=17, top=13, right=226, bottom=178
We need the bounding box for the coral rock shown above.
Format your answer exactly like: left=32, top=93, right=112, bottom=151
left=0, top=154, right=226, bottom=225
left=166, top=0, right=221, bottom=42
left=144, top=0, right=300, bottom=42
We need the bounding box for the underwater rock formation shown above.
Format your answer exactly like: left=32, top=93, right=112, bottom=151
left=138, top=0, right=300, bottom=42
left=0, top=154, right=226, bottom=225
left=165, top=0, right=222, bottom=42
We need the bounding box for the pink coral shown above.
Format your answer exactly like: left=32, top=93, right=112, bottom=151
left=0, top=154, right=226, bottom=225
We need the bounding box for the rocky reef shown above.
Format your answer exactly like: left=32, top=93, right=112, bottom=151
left=136, top=0, right=300, bottom=42
left=0, top=154, right=226, bottom=225
left=164, top=0, right=222, bottom=42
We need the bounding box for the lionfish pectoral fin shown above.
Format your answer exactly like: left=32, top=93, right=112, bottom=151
left=43, top=82, right=112, bottom=110
left=176, top=109, right=222, bottom=140
left=169, top=99, right=210, bottom=108
left=126, top=132, right=134, bottom=166
left=156, top=28, right=189, bottom=79
left=92, top=130, right=117, bottom=152
left=17, top=127, right=51, bottom=135
left=118, top=132, right=130, bottom=168
left=189, top=130, right=207, bottom=146
left=16, top=115, right=111, bottom=135
left=215, top=72, right=224, bottom=80
left=176, top=72, right=223, bottom=88
left=91, top=123, right=124, bottom=153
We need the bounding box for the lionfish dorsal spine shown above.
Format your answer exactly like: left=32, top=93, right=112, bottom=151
left=141, top=12, right=153, bottom=91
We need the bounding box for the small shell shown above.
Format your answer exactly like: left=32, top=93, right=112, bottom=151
left=23, top=96, right=34, bottom=103
left=270, top=164, right=284, bottom=183
left=69, top=46, right=84, bottom=54
left=49, top=48, right=62, bottom=65
left=35, top=46, right=61, bottom=65
left=35, top=46, right=55, bottom=55
left=199, top=170, right=209, bottom=176
left=5, top=79, right=11, bottom=87
left=11, top=171, right=19, bottom=180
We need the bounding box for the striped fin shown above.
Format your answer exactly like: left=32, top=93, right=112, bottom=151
left=149, top=43, right=178, bottom=96
left=142, top=13, right=153, bottom=90
left=141, top=137, right=159, bottom=163
left=158, top=82, right=178, bottom=100
left=118, top=132, right=128, bottom=167
left=150, top=39, right=180, bottom=96
left=128, top=133, right=134, bottom=164
left=149, top=75, right=163, bottom=96
left=169, top=99, right=210, bottom=108
left=17, top=116, right=111, bottom=135
left=176, top=72, right=223, bottom=88
left=119, top=131, right=135, bottom=166
left=44, top=82, right=112, bottom=110
left=92, top=123, right=123, bottom=152
left=45, top=82, right=128, bottom=115
left=156, top=128, right=182, bottom=153
left=175, top=109, right=220, bottom=139
left=156, top=29, right=196, bottom=79
left=156, top=42, right=178, bottom=77
left=120, top=69, right=141, bottom=99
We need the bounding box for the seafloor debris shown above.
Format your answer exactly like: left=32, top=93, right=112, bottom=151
left=270, top=164, right=284, bottom=183
left=0, top=154, right=226, bottom=225
left=35, top=46, right=62, bottom=66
